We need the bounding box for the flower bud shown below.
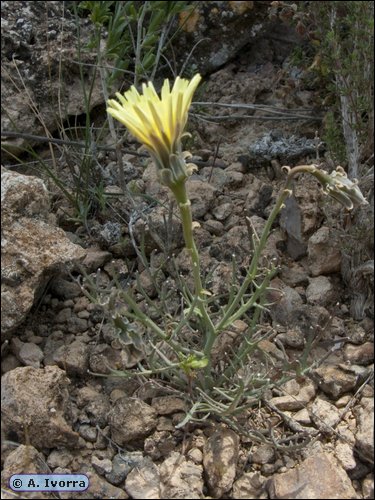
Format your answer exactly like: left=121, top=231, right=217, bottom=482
left=312, top=166, right=367, bottom=210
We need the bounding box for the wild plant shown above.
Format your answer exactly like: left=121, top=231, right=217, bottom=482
left=2, top=2, right=192, bottom=226
left=78, top=1, right=193, bottom=87
left=82, top=74, right=367, bottom=432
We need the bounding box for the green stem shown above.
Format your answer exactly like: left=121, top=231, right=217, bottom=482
left=216, top=166, right=309, bottom=332
left=168, top=165, right=320, bottom=387
left=119, top=289, right=169, bottom=340
left=119, top=289, right=201, bottom=357
left=170, top=181, right=217, bottom=370
left=171, top=181, right=204, bottom=295
left=222, top=266, right=279, bottom=328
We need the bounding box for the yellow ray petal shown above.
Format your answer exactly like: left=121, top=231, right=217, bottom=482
left=107, top=74, right=202, bottom=169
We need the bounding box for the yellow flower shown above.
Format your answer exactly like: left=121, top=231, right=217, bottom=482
left=107, top=74, right=202, bottom=172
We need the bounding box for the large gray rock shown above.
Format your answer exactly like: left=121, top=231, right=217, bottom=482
left=310, top=397, right=341, bottom=434
left=1, top=365, right=80, bottom=449
left=1, top=445, right=52, bottom=499
left=267, top=451, right=358, bottom=499
left=159, top=452, right=204, bottom=499
left=125, top=457, right=161, bottom=499
left=308, top=226, right=341, bottom=276
left=267, top=277, right=304, bottom=326
left=203, top=429, right=239, bottom=498
left=108, top=397, right=157, bottom=445
left=312, top=365, right=357, bottom=399
left=232, top=472, right=267, bottom=499
left=1, top=168, right=86, bottom=340
left=354, top=397, right=374, bottom=462
left=306, top=275, right=338, bottom=306
left=81, top=470, right=129, bottom=499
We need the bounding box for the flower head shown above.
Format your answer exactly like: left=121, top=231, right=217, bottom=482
left=314, top=166, right=368, bottom=209
left=107, top=74, right=201, bottom=181
left=283, top=164, right=368, bottom=210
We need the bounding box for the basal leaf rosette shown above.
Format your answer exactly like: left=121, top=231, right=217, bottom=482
left=107, top=74, right=201, bottom=188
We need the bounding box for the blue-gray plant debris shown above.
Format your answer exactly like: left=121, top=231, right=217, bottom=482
left=248, top=131, right=324, bottom=166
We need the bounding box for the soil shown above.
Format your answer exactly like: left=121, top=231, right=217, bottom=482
left=1, top=2, right=374, bottom=499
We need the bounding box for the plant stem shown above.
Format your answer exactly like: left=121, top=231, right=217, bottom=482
left=119, top=288, right=203, bottom=358
left=216, top=165, right=314, bottom=332
left=168, top=166, right=321, bottom=387
left=170, top=181, right=217, bottom=360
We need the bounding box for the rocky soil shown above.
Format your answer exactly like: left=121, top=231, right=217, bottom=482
left=1, top=2, right=374, bottom=499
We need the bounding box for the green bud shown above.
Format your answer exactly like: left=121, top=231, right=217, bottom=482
left=179, top=354, right=208, bottom=374
left=187, top=356, right=209, bottom=369
left=169, top=154, right=189, bottom=184
left=158, top=168, right=174, bottom=188
left=157, top=154, right=190, bottom=188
